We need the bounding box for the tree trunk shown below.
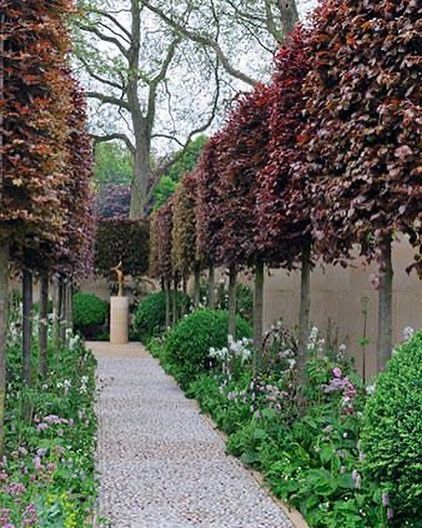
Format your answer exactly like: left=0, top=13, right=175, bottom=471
left=39, top=273, right=49, bottom=377
left=59, top=279, right=66, bottom=345
left=129, top=136, right=150, bottom=218
left=278, top=0, right=299, bottom=35
left=228, top=265, right=237, bottom=338
left=208, top=264, right=216, bottom=309
left=377, top=238, right=393, bottom=372
left=253, top=261, right=265, bottom=368
left=172, top=277, right=178, bottom=326
left=66, top=281, right=73, bottom=335
left=0, top=242, right=9, bottom=454
left=22, top=269, right=33, bottom=385
left=52, top=276, right=60, bottom=350
left=181, top=276, right=188, bottom=317
left=297, top=244, right=311, bottom=389
left=193, top=264, right=201, bottom=308
left=165, top=279, right=171, bottom=329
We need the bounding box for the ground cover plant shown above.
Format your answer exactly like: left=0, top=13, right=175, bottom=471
left=149, top=314, right=422, bottom=528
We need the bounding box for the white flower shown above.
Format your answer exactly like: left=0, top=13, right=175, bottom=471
left=402, top=326, right=414, bottom=342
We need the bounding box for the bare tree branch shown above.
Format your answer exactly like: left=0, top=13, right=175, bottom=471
left=141, top=0, right=258, bottom=86
left=78, top=23, right=129, bottom=58
left=146, top=56, right=222, bottom=201
left=76, top=55, right=125, bottom=91
left=91, top=133, right=136, bottom=155
left=86, top=91, right=130, bottom=110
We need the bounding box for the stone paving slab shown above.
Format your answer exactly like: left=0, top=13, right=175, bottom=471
left=89, top=341, right=294, bottom=528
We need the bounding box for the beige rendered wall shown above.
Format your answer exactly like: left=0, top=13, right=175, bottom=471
left=263, top=238, right=422, bottom=380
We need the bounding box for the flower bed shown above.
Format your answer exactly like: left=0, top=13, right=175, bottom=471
left=0, top=334, right=97, bottom=527
left=149, top=316, right=421, bottom=527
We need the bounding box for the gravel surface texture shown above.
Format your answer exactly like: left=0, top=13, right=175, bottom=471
left=90, top=342, right=293, bottom=528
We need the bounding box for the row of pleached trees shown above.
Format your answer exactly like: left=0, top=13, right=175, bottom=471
left=149, top=0, right=421, bottom=384
left=0, top=1, right=95, bottom=451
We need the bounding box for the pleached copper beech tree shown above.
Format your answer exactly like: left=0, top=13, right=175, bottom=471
left=300, top=0, right=422, bottom=372
left=196, top=137, right=225, bottom=310
left=0, top=0, right=95, bottom=451
left=256, top=26, right=312, bottom=386
left=215, top=85, right=271, bottom=353
left=149, top=200, right=175, bottom=327
left=172, top=171, right=201, bottom=309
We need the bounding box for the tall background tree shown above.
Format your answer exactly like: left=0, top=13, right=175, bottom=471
left=73, top=0, right=220, bottom=217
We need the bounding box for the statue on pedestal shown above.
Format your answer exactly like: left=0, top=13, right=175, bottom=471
left=111, top=261, right=124, bottom=297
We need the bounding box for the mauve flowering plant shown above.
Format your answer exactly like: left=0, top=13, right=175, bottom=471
left=1, top=323, right=97, bottom=527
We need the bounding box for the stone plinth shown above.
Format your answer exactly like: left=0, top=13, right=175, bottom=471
left=110, top=296, right=129, bottom=345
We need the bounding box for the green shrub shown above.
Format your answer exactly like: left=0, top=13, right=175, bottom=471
left=73, top=292, right=108, bottom=337
left=133, top=290, right=190, bottom=341
left=163, top=308, right=251, bottom=387
left=361, top=332, right=422, bottom=527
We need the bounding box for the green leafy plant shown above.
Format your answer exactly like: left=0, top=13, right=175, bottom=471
left=133, top=291, right=191, bottom=341
left=163, top=309, right=251, bottom=387
left=73, top=292, right=108, bottom=338
left=361, top=331, right=422, bottom=527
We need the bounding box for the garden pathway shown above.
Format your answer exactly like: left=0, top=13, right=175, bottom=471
left=89, top=341, right=295, bottom=528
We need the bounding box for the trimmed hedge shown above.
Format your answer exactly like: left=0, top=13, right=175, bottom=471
left=361, top=332, right=422, bottom=527
left=95, top=217, right=149, bottom=278
left=164, top=309, right=252, bottom=388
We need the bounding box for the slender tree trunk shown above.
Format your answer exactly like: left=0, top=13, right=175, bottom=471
left=66, top=281, right=73, bottom=334
left=39, top=273, right=49, bottom=377
left=52, top=276, right=60, bottom=350
left=297, top=244, right=311, bottom=389
left=172, top=277, right=178, bottom=326
left=165, top=279, right=171, bottom=329
left=0, top=242, right=9, bottom=454
left=22, top=269, right=33, bottom=385
left=59, top=278, right=66, bottom=345
left=377, top=238, right=393, bottom=372
left=193, top=264, right=201, bottom=308
left=208, top=264, right=216, bottom=309
left=228, top=265, right=237, bottom=338
left=253, top=261, right=265, bottom=368
left=181, top=276, right=188, bottom=317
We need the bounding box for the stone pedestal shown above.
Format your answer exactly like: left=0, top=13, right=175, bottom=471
left=110, top=296, right=129, bottom=344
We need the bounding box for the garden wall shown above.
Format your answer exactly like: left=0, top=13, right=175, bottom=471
left=264, top=237, right=422, bottom=380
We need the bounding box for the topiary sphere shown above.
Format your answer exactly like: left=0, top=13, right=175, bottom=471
left=164, top=308, right=252, bottom=388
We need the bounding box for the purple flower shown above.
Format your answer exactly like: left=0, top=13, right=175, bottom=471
left=0, top=508, right=10, bottom=525
left=382, top=492, right=390, bottom=507
left=22, top=503, right=37, bottom=527
left=33, top=456, right=42, bottom=471
left=333, top=367, right=342, bottom=378
left=36, top=423, right=48, bottom=432
left=387, top=508, right=394, bottom=520
left=7, top=482, right=25, bottom=496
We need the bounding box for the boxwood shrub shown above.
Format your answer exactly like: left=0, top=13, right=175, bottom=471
left=163, top=308, right=252, bottom=388
left=361, top=331, right=422, bottom=527
left=73, top=292, right=108, bottom=338
left=133, top=290, right=191, bottom=342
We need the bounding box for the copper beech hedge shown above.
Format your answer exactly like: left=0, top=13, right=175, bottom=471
left=148, top=0, right=421, bottom=378
left=0, top=1, right=95, bottom=448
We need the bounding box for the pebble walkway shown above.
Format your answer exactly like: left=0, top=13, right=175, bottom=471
left=90, top=341, right=294, bottom=528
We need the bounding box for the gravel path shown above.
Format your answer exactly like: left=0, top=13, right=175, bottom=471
left=90, top=342, right=294, bottom=528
